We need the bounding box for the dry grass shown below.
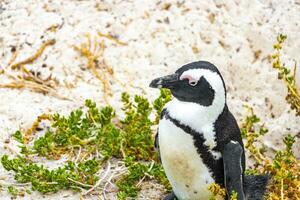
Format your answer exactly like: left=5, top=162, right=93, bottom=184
left=73, top=32, right=127, bottom=103
left=0, top=39, right=70, bottom=100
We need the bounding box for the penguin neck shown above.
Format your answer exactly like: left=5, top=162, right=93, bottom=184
left=165, top=95, right=226, bottom=131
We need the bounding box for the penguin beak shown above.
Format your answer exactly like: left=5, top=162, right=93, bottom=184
left=149, top=73, right=178, bottom=89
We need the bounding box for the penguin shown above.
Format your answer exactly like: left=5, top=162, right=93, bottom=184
left=149, top=61, right=268, bottom=200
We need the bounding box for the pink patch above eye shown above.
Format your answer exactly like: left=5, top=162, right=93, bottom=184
left=179, top=74, right=197, bottom=84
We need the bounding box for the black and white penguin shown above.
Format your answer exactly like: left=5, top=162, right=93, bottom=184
left=149, top=61, right=268, bottom=200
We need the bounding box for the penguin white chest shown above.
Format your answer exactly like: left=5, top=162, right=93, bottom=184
left=159, top=118, right=215, bottom=200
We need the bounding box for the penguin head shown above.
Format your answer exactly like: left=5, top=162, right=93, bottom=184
left=150, top=61, right=226, bottom=107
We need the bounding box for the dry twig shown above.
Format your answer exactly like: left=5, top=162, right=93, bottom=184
left=23, top=114, right=51, bottom=144
left=83, top=161, right=111, bottom=195
left=98, top=32, right=127, bottom=46
left=67, top=178, right=93, bottom=189
left=10, top=39, right=55, bottom=69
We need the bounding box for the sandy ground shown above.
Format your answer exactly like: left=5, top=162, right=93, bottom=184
left=0, top=0, right=300, bottom=199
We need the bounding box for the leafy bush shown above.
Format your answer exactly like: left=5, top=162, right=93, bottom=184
left=241, top=108, right=299, bottom=199
left=2, top=89, right=172, bottom=198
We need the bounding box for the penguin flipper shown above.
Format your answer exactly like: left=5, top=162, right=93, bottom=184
left=163, top=191, right=177, bottom=200
left=244, top=174, right=269, bottom=200
left=222, top=141, right=246, bottom=200
left=154, top=132, right=161, bottom=162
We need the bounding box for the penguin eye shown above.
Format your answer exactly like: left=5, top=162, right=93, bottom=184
left=189, top=81, right=198, bottom=86
left=179, top=74, right=198, bottom=86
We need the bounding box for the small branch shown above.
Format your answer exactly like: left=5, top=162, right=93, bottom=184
left=0, top=181, right=31, bottom=187
left=82, top=161, right=111, bottom=195
left=7, top=50, right=18, bottom=67
left=10, top=39, right=56, bottom=70
left=271, top=34, right=300, bottom=115
left=293, top=60, right=297, bottom=85
left=67, top=178, right=93, bottom=188
left=280, top=179, right=284, bottom=200
left=74, top=146, right=82, bottom=163
left=98, top=32, right=127, bottom=46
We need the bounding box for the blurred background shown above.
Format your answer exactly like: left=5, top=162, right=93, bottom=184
left=0, top=0, right=299, bottom=199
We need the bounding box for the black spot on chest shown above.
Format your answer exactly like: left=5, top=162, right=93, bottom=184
left=162, top=109, right=224, bottom=185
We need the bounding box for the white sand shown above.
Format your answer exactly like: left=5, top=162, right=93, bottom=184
left=0, top=0, right=299, bottom=199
